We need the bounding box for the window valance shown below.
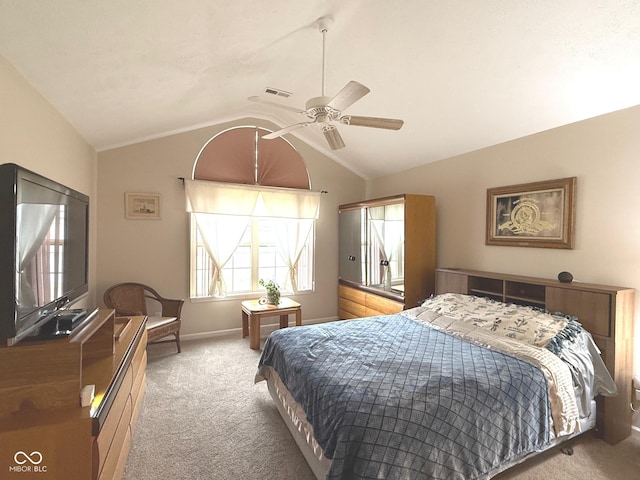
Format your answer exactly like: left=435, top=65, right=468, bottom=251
left=185, top=180, right=321, bottom=220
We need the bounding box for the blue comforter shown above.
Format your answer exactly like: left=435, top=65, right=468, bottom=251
left=257, top=314, right=551, bottom=479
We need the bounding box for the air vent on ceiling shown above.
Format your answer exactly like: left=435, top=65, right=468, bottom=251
left=264, top=87, right=292, bottom=98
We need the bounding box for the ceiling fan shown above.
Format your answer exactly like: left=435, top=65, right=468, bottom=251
left=248, top=16, right=404, bottom=150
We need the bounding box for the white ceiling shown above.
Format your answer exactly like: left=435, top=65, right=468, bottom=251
left=1, top=1, right=640, bottom=179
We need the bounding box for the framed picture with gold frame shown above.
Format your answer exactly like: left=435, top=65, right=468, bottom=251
left=486, top=177, right=576, bottom=249
left=125, top=192, right=161, bottom=220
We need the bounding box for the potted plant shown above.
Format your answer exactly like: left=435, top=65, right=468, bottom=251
left=259, top=279, right=281, bottom=305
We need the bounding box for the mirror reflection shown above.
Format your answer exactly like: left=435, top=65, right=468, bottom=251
left=339, top=201, right=405, bottom=296
left=368, top=203, right=404, bottom=293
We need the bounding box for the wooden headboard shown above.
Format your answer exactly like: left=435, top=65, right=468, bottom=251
left=436, top=268, right=635, bottom=444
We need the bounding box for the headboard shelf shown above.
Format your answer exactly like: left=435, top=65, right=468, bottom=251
left=436, top=267, right=635, bottom=444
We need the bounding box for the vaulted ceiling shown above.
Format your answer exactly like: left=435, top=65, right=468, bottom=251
left=1, top=1, right=639, bottom=179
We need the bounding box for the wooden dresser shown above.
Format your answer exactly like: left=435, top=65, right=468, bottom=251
left=436, top=268, right=635, bottom=444
left=0, top=309, right=147, bottom=479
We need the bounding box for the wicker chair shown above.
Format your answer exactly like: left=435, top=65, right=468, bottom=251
left=103, top=282, right=184, bottom=353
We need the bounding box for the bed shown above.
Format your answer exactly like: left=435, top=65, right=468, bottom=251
left=255, top=271, right=633, bottom=479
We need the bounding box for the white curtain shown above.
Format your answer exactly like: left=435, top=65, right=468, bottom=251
left=270, top=218, right=315, bottom=292
left=16, top=204, right=58, bottom=306
left=368, top=208, right=389, bottom=286
left=185, top=180, right=320, bottom=296
left=193, top=213, right=250, bottom=297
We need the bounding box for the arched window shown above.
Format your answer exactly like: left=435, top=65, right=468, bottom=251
left=187, top=126, right=318, bottom=299
left=193, top=126, right=311, bottom=189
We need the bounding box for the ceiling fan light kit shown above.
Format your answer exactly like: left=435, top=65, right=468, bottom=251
left=249, top=16, right=404, bottom=150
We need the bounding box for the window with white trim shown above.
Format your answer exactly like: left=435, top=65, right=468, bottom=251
left=191, top=217, right=314, bottom=298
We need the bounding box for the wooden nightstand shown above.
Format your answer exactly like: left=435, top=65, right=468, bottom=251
left=241, top=298, right=302, bottom=349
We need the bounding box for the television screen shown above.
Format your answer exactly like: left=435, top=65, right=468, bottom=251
left=0, top=163, right=89, bottom=345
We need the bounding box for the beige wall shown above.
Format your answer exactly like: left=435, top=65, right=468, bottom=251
left=367, top=104, right=640, bottom=429
left=0, top=55, right=97, bottom=308
left=97, top=118, right=366, bottom=336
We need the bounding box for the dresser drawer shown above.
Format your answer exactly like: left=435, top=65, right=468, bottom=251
left=365, top=294, right=404, bottom=315
left=338, top=297, right=366, bottom=318
left=97, top=399, right=132, bottom=480
left=339, top=284, right=404, bottom=319
left=339, top=285, right=366, bottom=303
left=131, top=349, right=146, bottom=394
left=130, top=348, right=146, bottom=419
left=131, top=372, right=146, bottom=432
left=95, top=366, right=132, bottom=475
left=130, top=330, right=147, bottom=378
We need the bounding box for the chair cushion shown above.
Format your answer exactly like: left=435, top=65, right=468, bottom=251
left=146, top=316, right=178, bottom=330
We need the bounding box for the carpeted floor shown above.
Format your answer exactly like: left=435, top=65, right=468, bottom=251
left=123, top=335, right=640, bottom=480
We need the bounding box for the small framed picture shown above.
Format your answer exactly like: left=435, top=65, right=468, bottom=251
left=486, top=177, right=576, bottom=249
left=125, top=192, right=161, bottom=220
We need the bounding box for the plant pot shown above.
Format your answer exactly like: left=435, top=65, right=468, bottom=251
left=266, top=292, right=280, bottom=305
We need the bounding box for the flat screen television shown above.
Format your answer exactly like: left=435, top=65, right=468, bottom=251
left=0, top=163, right=89, bottom=346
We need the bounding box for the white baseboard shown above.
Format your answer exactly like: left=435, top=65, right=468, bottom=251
left=180, top=315, right=338, bottom=342
left=632, top=425, right=640, bottom=438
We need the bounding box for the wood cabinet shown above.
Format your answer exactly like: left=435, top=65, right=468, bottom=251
left=436, top=268, right=635, bottom=444
left=338, top=284, right=404, bottom=319
left=0, top=309, right=147, bottom=479
left=338, top=194, right=436, bottom=318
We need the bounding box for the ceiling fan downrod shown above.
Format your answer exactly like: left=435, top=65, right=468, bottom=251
left=317, top=16, right=333, bottom=98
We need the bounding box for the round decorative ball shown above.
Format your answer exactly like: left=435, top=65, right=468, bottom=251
left=558, top=271, right=573, bottom=283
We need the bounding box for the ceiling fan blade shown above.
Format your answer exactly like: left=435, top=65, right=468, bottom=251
left=322, top=124, right=345, bottom=150
left=340, top=115, right=404, bottom=130
left=326, top=81, right=370, bottom=112
left=248, top=96, right=305, bottom=114
left=262, top=122, right=311, bottom=139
